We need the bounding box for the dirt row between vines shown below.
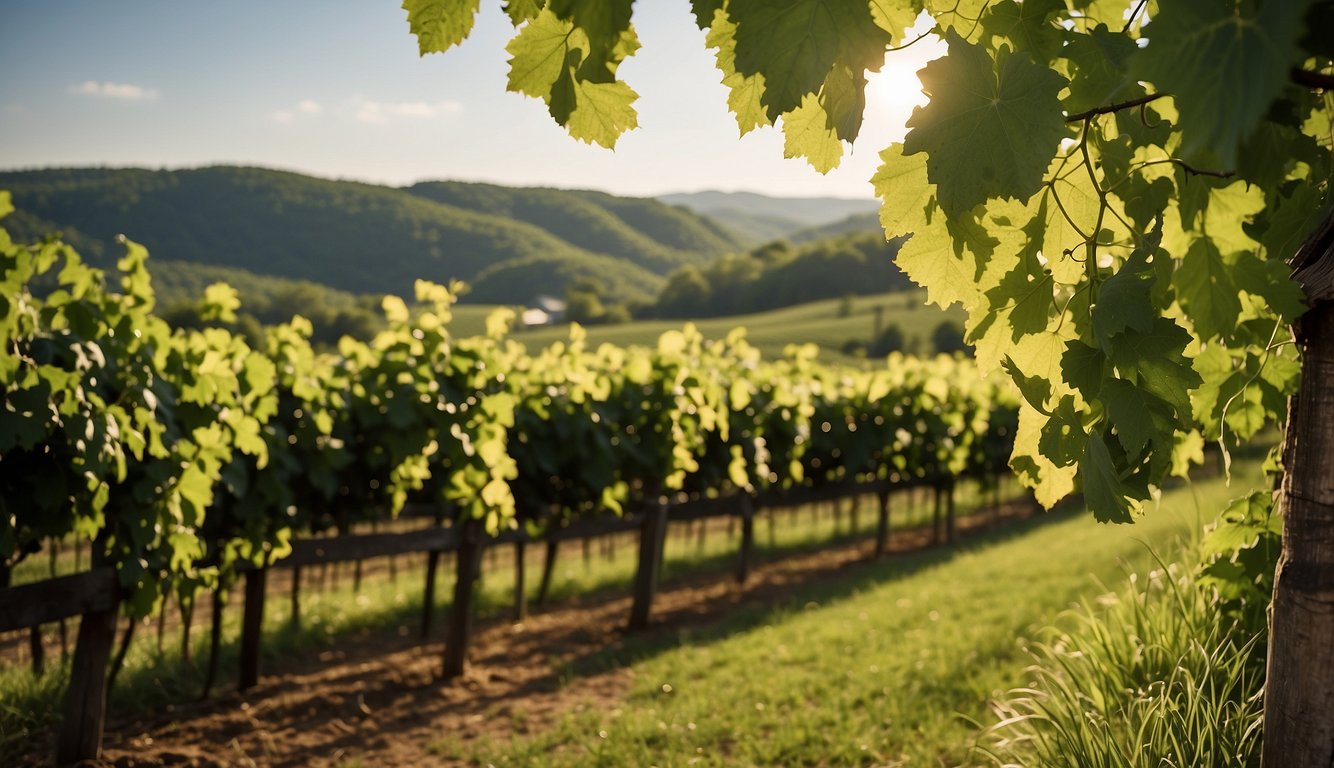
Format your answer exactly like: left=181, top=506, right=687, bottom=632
left=22, top=500, right=1037, bottom=768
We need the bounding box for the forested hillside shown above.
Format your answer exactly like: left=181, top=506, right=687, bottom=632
left=0, top=167, right=741, bottom=304
left=648, top=233, right=911, bottom=318
left=407, top=181, right=742, bottom=273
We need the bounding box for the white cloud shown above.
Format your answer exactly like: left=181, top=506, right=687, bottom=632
left=271, top=110, right=296, bottom=125
left=353, top=99, right=462, bottom=125
left=298, top=100, right=322, bottom=114
left=70, top=80, right=159, bottom=101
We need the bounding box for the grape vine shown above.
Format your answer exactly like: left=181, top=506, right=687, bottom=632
left=0, top=208, right=1015, bottom=622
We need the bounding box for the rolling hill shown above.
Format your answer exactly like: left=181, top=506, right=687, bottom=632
left=659, top=190, right=880, bottom=242
left=0, top=167, right=745, bottom=305
left=788, top=211, right=883, bottom=243
left=407, top=181, right=741, bottom=275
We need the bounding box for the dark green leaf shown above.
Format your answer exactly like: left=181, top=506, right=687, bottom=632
left=904, top=30, right=1067, bottom=217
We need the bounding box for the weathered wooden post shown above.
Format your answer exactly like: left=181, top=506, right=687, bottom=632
left=945, top=482, right=957, bottom=544
left=932, top=485, right=943, bottom=545
left=512, top=538, right=527, bottom=622
left=56, top=546, right=119, bottom=766
left=735, top=495, right=755, bottom=585
left=875, top=489, right=891, bottom=558
left=238, top=567, right=267, bottom=691
left=421, top=549, right=441, bottom=638
left=289, top=566, right=302, bottom=630
left=443, top=518, right=484, bottom=678
left=536, top=531, right=559, bottom=607
left=628, top=495, right=668, bottom=630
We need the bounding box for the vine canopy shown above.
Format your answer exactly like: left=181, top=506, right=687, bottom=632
left=402, top=0, right=1333, bottom=523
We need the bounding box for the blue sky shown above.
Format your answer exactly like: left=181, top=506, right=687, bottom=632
left=0, top=1, right=939, bottom=198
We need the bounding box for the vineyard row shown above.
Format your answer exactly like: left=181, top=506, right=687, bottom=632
left=0, top=204, right=1019, bottom=762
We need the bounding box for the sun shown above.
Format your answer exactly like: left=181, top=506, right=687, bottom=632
left=866, top=65, right=928, bottom=114
left=864, top=35, right=944, bottom=131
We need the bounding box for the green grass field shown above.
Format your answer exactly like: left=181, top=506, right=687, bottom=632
left=3, top=463, right=1265, bottom=766
left=452, top=290, right=961, bottom=365
left=0, top=478, right=1004, bottom=756
left=433, top=463, right=1261, bottom=767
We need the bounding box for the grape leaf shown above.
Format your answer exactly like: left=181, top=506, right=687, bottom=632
left=1059, top=23, right=1140, bottom=115
left=507, top=10, right=578, bottom=99
left=1091, top=232, right=1157, bottom=351
left=819, top=61, right=867, bottom=142
left=924, top=0, right=990, bottom=36
left=892, top=212, right=998, bottom=309
left=782, top=95, right=843, bottom=173
left=1109, top=317, right=1201, bottom=422
left=704, top=9, right=768, bottom=136
left=561, top=76, right=640, bottom=148
left=549, top=0, right=634, bottom=80
left=1132, top=0, right=1314, bottom=167
left=1040, top=161, right=1105, bottom=284
left=979, top=0, right=1064, bottom=65
left=403, top=0, right=481, bottom=55
left=1002, top=356, right=1052, bottom=414
left=690, top=0, right=724, bottom=29
left=1012, top=401, right=1077, bottom=508
left=1061, top=341, right=1106, bottom=401
left=903, top=30, right=1067, bottom=217
left=871, top=144, right=933, bottom=239
left=503, top=0, right=543, bottom=24
left=506, top=8, right=639, bottom=148
left=1101, top=377, right=1173, bottom=457
left=1080, top=431, right=1134, bottom=523
left=1259, top=183, right=1326, bottom=262
left=1232, top=250, right=1306, bottom=323
left=1173, top=239, right=1241, bottom=341
left=975, top=211, right=1052, bottom=344
left=1038, top=395, right=1084, bottom=467
left=730, top=0, right=889, bottom=121
left=868, top=0, right=920, bottom=44
left=1236, top=120, right=1301, bottom=190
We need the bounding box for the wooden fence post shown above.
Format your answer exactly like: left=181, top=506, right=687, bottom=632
left=932, top=486, right=943, bottom=545
left=536, top=534, right=559, bottom=607
left=57, top=596, right=119, bottom=765
left=875, top=489, right=891, bottom=558
left=421, top=550, right=441, bottom=638
left=289, top=566, right=302, bottom=630
left=945, top=482, right=957, bottom=544
left=512, top=539, right=527, bottom=623
left=629, top=497, right=668, bottom=631
left=735, top=495, right=755, bottom=585
left=443, top=518, right=484, bottom=679
left=239, top=567, right=267, bottom=691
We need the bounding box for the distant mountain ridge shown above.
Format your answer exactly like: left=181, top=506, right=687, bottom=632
left=658, top=190, right=879, bottom=242
left=0, top=166, right=746, bottom=305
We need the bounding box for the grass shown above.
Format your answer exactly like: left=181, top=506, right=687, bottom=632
left=981, top=557, right=1265, bottom=767
left=434, top=460, right=1264, bottom=767
left=0, top=478, right=1005, bottom=758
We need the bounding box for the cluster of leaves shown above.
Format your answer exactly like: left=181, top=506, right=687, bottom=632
left=1, top=210, right=1014, bottom=617
left=0, top=193, right=274, bottom=614
left=405, top=1, right=1333, bottom=526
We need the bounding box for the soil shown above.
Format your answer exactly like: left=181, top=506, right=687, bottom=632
left=18, top=499, right=1035, bottom=768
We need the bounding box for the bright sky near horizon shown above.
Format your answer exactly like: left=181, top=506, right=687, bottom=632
left=0, top=1, right=939, bottom=199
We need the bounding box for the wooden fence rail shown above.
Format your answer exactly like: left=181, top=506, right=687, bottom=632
left=4, top=475, right=972, bottom=765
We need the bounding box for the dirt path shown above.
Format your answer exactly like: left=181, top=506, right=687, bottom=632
left=18, top=500, right=1034, bottom=767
